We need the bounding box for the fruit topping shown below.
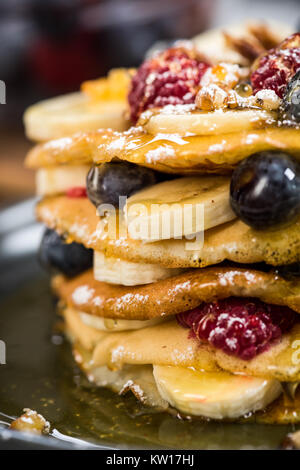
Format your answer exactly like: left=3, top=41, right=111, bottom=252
left=81, top=68, right=132, bottom=103
left=153, top=365, right=282, bottom=419
left=251, top=33, right=300, bottom=98
left=39, top=228, right=93, bottom=277
left=200, top=63, right=249, bottom=89
left=253, top=89, right=281, bottom=110
left=86, top=162, right=157, bottom=208
left=230, top=151, right=300, bottom=230
left=125, top=175, right=235, bottom=241
left=282, top=69, right=300, bottom=122
left=66, top=186, right=87, bottom=198
left=128, top=47, right=209, bottom=123
left=177, top=297, right=296, bottom=360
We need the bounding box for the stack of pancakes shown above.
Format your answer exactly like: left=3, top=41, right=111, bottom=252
left=24, top=22, right=300, bottom=423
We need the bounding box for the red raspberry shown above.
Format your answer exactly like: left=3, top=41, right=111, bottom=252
left=128, top=47, right=209, bottom=123
left=177, top=297, right=296, bottom=360
left=66, top=187, right=87, bottom=198
left=251, top=33, right=300, bottom=98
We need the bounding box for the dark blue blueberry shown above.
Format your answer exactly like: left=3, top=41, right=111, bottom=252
left=230, top=151, right=300, bottom=230
left=86, top=162, right=157, bottom=208
left=39, top=229, right=93, bottom=277
left=283, top=70, right=300, bottom=122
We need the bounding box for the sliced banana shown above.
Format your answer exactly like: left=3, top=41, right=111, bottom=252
left=94, top=251, right=183, bottom=286
left=79, top=311, right=166, bottom=332
left=36, top=165, right=90, bottom=196
left=143, top=108, right=276, bottom=137
left=125, top=176, right=235, bottom=241
left=153, top=365, right=282, bottom=419
left=24, top=92, right=128, bottom=142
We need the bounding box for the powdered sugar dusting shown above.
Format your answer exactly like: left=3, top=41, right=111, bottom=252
left=45, top=137, right=73, bottom=151
left=155, top=103, right=196, bottom=115
left=170, top=345, right=194, bottom=365
left=72, top=285, right=95, bottom=304
left=146, top=144, right=175, bottom=163
left=218, top=270, right=256, bottom=287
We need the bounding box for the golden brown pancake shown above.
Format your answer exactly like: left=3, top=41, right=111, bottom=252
left=71, top=338, right=300, bottom=425
left=37, top=196, right=300, bottom=268
left=25, top=126, right=300, bottom=174
left=63, top=306, right=300, bottom=383
left=53, top=267, right=300, bottom=320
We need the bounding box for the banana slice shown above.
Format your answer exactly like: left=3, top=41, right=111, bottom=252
left=79, top=311, right=166, bottom=332
left=143, top=108, right=276, bottom=137
left=125, top=176, right=235, bottom=241
left=153, top=365, right=282, bottom=419
left=36, top=165, right=90, bottom=196
left=94, top=251, right=183, bottom=286
left=24, top=92, right=128, bottom=142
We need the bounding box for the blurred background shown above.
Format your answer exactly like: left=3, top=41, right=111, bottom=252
left=0, top=0, right=299, bottom=207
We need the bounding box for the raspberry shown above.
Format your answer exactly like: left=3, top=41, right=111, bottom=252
left=177, top=297, right=296, bottom=360
left=128, top=47, right=209, bottom=123
left=251, top=33, right=300, bottom=98
left=66, top=187, right=87, bottom=198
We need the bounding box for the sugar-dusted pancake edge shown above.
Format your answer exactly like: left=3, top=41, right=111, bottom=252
left=25, top=126, right=300, bottom=174
left=53, top=266, right=300, bottom=320
left=37, top=196, right=300, bottom=268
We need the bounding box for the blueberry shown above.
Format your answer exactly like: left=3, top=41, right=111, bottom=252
left=39, top=229, right=93, bottom=277
left=283, top=70, right=300, bottom=122
left=230, top=151, right=300, bottom=230
left=86, top=162, right=157, bottom=208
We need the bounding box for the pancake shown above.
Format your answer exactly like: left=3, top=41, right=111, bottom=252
left=37, top=196, right=300, bottom=268
left=72, top=340, right=300, bottom=425
left=64, top=306, right=300, bottom=382
left=53, top=267, right=300, bottom=320
left=25, top=126, right=300, bottom=173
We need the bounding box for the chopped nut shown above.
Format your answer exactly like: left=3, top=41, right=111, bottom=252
left=254, top=89, right=281, bottom=110
left=196, top=84, right=228, bottom=110
left=196, top=62, right=252, bottom=111
left=226, top=90, right=239, bottom=108
left=10, top=408, right=50, bottom=435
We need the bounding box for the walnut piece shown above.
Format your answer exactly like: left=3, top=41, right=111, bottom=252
left=195, top=61, right=281, bottom=112
left=254, top=89, right=281, bottom=111
left=10, top=409, right=50, bottom=435
left=196, top=63, right=251, bottom=110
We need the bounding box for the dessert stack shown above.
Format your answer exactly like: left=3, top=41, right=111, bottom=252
left=24, top=22, right=300, bottom=422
